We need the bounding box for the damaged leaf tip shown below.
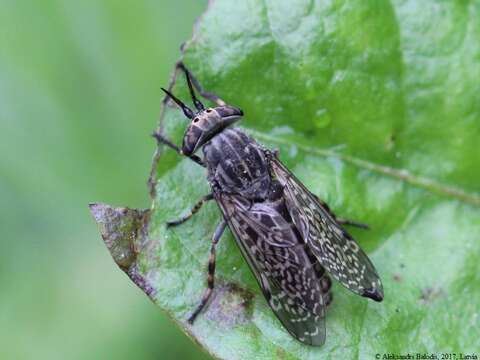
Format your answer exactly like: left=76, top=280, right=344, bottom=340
left=89, top=203, right=148, bottom=269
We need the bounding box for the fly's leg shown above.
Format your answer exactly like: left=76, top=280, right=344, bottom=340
left=152, top=131, right=205, bottom=167
left=149, top=61, right=209, bottom=195
left=267, top=149, right=369, bottom=229
left=167, top=194, right=214, bottom=227
left=310, top=194, right=369, bottom=230
left=149, top=61, right=223, bottom=195
left=335, top=217, right=369, bottom=230
left=188, top=220, right=227, bottom=324
left=176, top=62, right=227, bottom=107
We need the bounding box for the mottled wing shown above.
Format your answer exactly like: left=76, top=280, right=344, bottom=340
left=216, top=192, right=328, bottom=345
left=268, top=156, right=384, bottom=301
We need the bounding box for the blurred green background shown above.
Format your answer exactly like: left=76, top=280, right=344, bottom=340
left=0, top=1, right=211, bottom=359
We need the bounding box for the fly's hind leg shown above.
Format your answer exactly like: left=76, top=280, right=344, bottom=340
left=267, top=149, right=368, bottom=229
left=167, top=194, right=214, bottom=227
left=176, top=62, right=227, bottom=107
left=188, top=220, right=227, bottom=324
left=312, top=194, right=369, bottom=230
left=335, top=217, right=369, bottom=229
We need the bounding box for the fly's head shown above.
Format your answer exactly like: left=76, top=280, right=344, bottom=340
left=182, top=105, right=243, bottom=156
left=161, top=71, right=243, bottom=156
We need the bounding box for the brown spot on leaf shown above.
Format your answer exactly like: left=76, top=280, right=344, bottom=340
left=205, top=282, right=254, bottom=328
left=275, top=346, right=290, bottom=359
left=420, top=287, right=443, bottom=304
left=393, top=273, right=402, bottom=282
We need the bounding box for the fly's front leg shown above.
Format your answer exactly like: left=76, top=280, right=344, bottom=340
left=152, top=131, right=205, bottom=167
left=153, top=61, right=227, bottom=169
left=188, top=220, right=227, bottom=324
left=167, top=194, right=214, bottom=227
left=176, top=62, right=227, bottom=107
left=148, top=61, right=209, bottom=196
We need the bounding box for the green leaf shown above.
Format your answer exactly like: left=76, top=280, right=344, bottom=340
left=91, top=0, right=480, bottom=358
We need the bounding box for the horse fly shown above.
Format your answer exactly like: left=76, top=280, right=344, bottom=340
left=153, top=64, right=383, bottom=346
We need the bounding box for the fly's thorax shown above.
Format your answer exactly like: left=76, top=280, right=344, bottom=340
left=181, top=106, right=243, bottom=156
left=203, top=128, right=271, bottom=199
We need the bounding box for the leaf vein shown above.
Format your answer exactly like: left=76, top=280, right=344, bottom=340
left=249, top=129, right=480, bottom=207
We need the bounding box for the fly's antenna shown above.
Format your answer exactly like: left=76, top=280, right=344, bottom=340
left=185, top=70, right=205, bottom=111
left=161, top=88, right=195, bottom=119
